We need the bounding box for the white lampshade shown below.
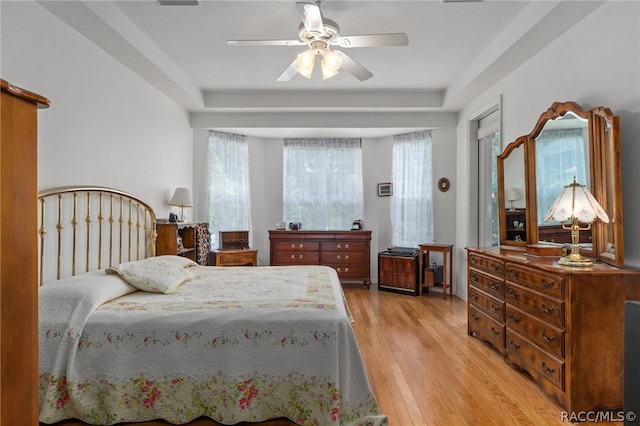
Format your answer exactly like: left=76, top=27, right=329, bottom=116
left=543, top=179, right=609, bottom=224
left=169, top=187, right=192, bottom=222
left=506, top=187, right=521, bottom=202
left=169, top=187, right=193, bottom=207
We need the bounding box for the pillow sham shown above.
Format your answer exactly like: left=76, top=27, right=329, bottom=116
left=156, top=255, right=199, bottom=268
left=106, top=257, right=196, bottom=294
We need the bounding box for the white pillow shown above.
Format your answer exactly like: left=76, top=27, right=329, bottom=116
left=156, top=255, right=199, bottom=268
left=106, top=257, right=196, bottom=294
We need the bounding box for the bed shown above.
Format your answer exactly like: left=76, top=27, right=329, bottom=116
left=37, top=186, right=386, bottom=426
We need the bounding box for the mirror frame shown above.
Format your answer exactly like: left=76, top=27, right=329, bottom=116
left=497, top=136, right=531, bottom=247
left=497, top=101, right=624, bottom=266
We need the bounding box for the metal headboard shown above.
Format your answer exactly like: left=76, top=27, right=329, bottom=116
left=37, top=186, right=157, bottom=284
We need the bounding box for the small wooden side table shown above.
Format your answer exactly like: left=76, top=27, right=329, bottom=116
left=211, top=249, right=258, bottom=266
left=418, top=243, right=454, bottom=299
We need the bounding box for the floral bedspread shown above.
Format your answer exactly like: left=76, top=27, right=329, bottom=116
left=39, top=265, right=386, bottom=425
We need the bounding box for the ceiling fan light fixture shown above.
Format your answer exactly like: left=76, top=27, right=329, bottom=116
left=296, top=49, right=316, bottom=78
left=321, top=49, right=342, bottom=79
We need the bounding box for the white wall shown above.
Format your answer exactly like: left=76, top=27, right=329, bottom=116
left=192, top=129, right=458, bottom=283
left=456, top=0, right=640, bottom=297
left=1, top=1, right=193, bottom=218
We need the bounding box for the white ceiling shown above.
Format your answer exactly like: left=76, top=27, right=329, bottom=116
left=38, top=0, right=605, bottom=138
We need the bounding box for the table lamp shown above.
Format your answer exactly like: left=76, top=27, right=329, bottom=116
left=169, top=187, right=193, bottom=222
left=543, top=177, right=609, bottom=266
left=506, top=187, right=521, bottom=211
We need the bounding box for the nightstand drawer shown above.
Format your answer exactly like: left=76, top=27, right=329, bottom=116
left=214, top=249, right=257, bottom=266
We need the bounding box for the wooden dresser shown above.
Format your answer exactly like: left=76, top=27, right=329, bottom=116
left=1, top=80, right=49, bottom=425
left=269, top=230, right=372, bottom=288
left=467, top=246, right=640, bottom=413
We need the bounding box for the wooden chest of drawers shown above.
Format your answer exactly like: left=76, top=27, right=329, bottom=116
left=269, top=230, right=371, bottom=288
left=467, top=246, right=640, bottom=413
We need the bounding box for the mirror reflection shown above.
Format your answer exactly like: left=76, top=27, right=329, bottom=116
left=535, top=112, right=591, bottom=250
left=503, top=143, right=526, bottom=243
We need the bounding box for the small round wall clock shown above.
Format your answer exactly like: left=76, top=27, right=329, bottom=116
left=438, top=177, right=450, bottom=192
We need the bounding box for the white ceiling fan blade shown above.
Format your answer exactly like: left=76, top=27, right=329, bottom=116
left=339, top=52, right=373, bottom=81
left=334, top=33, right=409, bottom=48
left=228, top=39, right=305, bottom=47
left=297, top=2, right=324, bottom=34
left=276, top=58, right=300, bottom=82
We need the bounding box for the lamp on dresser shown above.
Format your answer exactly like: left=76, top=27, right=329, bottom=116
left=169, top=187, right=193, bottom=222
left=506, top=187, right=521, bottom=211
left=543, top=177, right=609, bottom=266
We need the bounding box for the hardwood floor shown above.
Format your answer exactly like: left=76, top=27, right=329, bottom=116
left=342, top=283, right=622, bottom=426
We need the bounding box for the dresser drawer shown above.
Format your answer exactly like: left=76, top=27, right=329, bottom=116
left=505, top=305, right=564, bottom=358
left=506, top=329, right=564, bottom=391
left=469, top=287, right=504, bottom=322
left=320, top=241, right=367, bottom=252
left=469, top=269, right=504, bottom=299
left=505, top=283, right=564, bottom=327
left=320, top=251, right=365, bottom=265
left=468, top=307, right=505, bottom=354
left=505, top=263, right=564, bottom=299
left=334, top=266, right=366, bottom=279
left=273, top=251, right=320, bottom=265
left=273, top=241, right=320, bottom=252
left=469, top=252, right=504, bottom=278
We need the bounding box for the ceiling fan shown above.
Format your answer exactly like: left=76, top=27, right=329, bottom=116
left=227, top=0, right=409, bottom=82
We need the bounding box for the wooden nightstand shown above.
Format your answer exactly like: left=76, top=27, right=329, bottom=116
left=211, top=249, right=258, bottom=266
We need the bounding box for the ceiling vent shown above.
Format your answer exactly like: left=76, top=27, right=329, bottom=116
left=158, top=0, right=199, bottom=6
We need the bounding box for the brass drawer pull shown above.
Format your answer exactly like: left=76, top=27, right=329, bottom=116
left=507, top=269, right=519, bottom=278
left=508, top=288, right=520, bottom=299
left=491, top=327, right=501, bottom=336
left=470, top=257, right=478, bottom=264
left=490, top=263, right=500, bottom=271
left=541, top=303, right=555, bottom=314
left=337, top=267, right=349, bottom=272
left=541, top=361, right=556, bottom=375
left=470, top=292, right=479, bottom=301
left=470, top=273, right=478, bottom=283
left=336, top=244, right=350, bottom=249
left=290, top=243, right=304, bottom=249
left=491, top=304, right=501, bottom=313
left=509, top=340, right=520, bottom=350
left=290, top=254, right=303, bottom=260
left=471, top=312, right=479, bottom=321
left=490, top=282, right=500, bottom=291
left=541, top=278, right=556, bottom=289
left=508, top=314, right=521, bottom=323
left=337, top=254, right=350, bottom=260
left=541, top=330, right=555, bottom=343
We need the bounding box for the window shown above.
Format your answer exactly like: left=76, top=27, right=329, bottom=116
left=536, top=128, right=588, bottom=223
left=204, top=131, right=251, bottom=248
left=391, top=131, right=433, bottom=247
left=283, top=138, right=363, bottom=230
left=477, top=107, right=500, bottom=247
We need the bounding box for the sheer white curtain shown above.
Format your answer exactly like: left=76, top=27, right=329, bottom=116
left=283, top=138, right=363, bottom=230
left=204, top=131, right=252, bottom=248
left=535, top=128, right=588, bottom=223
left=391, top=130, right=433, bottom=247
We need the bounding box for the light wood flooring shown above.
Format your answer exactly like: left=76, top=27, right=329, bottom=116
left=342, top=283, right=622, bottom=426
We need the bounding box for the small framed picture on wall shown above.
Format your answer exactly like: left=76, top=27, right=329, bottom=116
left=377, top=183, right=392, bottom=197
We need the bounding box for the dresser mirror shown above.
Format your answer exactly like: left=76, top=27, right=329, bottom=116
left=497, top=101, right=624, bottom=266
left=497, top=136, right=529, bottom=246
